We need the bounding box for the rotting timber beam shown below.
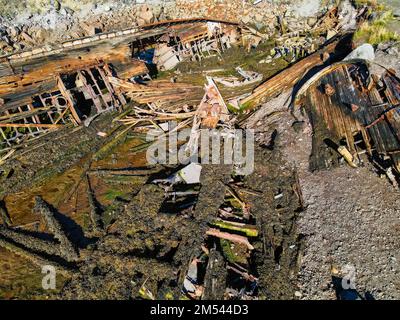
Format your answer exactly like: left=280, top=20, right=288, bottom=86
left=239, top=34, right=354, bottom=111
left=0, top=123, right=63, bottom=128
left=56, top=76, right=81, bottom=125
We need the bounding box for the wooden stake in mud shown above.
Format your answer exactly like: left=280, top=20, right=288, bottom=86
left=86, top=174, right=103, bottom=233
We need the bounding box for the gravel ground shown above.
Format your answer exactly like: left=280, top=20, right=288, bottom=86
left=288, top=111, right=400, bottom=300
left=297, top=163, right=400, bottom=300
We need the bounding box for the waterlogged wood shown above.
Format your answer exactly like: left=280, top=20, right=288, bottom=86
left=56, top=76, right=81, bottom=125
left=0, top=226, right=61, bottom=256
left=93, top=123, right=137, bottom=161
left=0, top=38, right=147, bottom=111
left=202, top=248, right=226, bottom=300
left=0, top=237, right=73, bottom=277
left=0, top=31, right=159, bottom=96
left=0, top=106, right=57, bottom=122
left=109, top=77, right=203, bottom=107
left=86, top=175, right=103, bottom=233
left=33, top=196, right=79, bottom=262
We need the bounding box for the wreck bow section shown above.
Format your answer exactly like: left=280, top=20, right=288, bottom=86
left=295, top=60, right=400, bottom=177
left=0, top=19, right=243, bottom=153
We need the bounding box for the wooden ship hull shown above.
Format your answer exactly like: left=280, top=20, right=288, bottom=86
left=0, top=18, right=243, bottom=153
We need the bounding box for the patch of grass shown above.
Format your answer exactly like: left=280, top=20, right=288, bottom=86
left=0, top=249, right=67, bottom=299
left=103, top=188, right=130, bottom=201
left=354, top=0, right=385, bottom=11
left=103, top=175, right=145, bottom=184
left=220, top=239, right=248, bottom=265
left=354, top=11, right=399, bottom=45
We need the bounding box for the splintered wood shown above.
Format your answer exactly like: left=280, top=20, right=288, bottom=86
left=197, top=77, right=230, bottom=128
left=114, top=76, right=230, bottom=141
left=108, top=77, right=204, bottom=109
left=0, top=19, right=242, bottom=158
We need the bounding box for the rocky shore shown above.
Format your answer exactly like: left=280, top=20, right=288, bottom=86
left=0, top=0, right=337, bottom=56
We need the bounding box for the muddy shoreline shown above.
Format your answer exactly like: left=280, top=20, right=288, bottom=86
left=0, top=0, right=399, bottom=300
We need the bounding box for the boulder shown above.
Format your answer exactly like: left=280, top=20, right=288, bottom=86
left=307, top=17, right=318, bottom=28
left=8, top=26, right=20, bottom=38
left=34, top=28, right=49, bottom=44
left=136, top=5, right=155, bottom=26
left=370, top=43, right=400, bottom=77
left=338, top=0, right=357, bottom=31
left=344, top=43, right=375, bottom=61
left=289, top=0, right=326, bottom=18
left=0, top=40, right=8, bottom=50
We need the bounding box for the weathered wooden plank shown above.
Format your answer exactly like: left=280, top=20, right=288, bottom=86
left=0, top=123, right=63, bottom=128
left=239, top=34, right=353, bottom=110
left=56, top=76, right=81, bottom=125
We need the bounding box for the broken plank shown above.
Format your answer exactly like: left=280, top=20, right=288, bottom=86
left=0, top=123, right=63, bottom=128
left=206, top=228, right=254, bottom=250
left=239, top=34, right=353, bottom=111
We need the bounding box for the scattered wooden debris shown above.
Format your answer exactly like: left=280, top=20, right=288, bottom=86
left=206, top=228, right=254, bottom=250
left=0, top=19, right=245, bottom=160
left=197, top=77, right=230, bottom=128
left=295, top=59, right=400, bottom=180
left=108, top=77, right=204, bottom=109
left=212, top=218, right=258, bottom=237
left=33, top=196, right=79, bottom=261
left=214, top=67, right=263, bottom=88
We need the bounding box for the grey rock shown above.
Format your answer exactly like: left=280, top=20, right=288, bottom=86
left=64, top=7, right=75, bottom=16
left=307, top=17, right=318, bottom=27
left=8, top=26, right=20, bottom=38
left=344, top=43, right=375, bottom=61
